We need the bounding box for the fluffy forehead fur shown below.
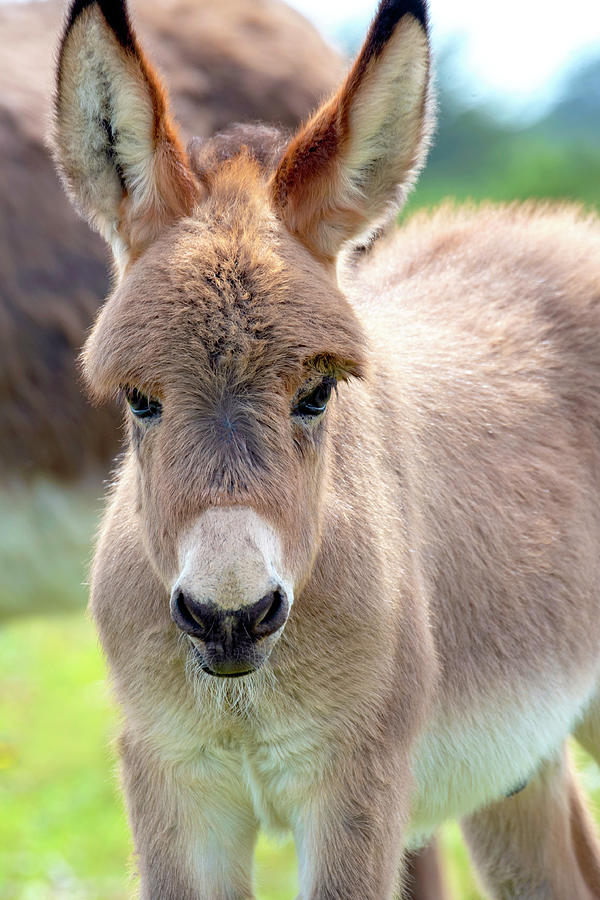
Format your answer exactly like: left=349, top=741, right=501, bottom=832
left=84, top=149, right=367, bottom=401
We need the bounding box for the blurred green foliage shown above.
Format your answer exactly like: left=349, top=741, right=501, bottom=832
left=0, top=480, right=100, bottom=622
left=404, top=49, right=600, bottom=215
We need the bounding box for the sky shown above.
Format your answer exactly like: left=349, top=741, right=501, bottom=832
left=289, top=0, right=600, bottom=118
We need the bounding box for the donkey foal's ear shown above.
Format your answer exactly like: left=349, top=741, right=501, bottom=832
left=52, top=0, right=197, bottom=272
left=272, top=0, right=433, bottom=261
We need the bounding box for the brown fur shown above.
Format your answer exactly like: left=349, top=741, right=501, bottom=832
left=405, top=840, right=449, bottom=900
left=462, top=750, right=600, bottom=899
left=0, top=0, right=345, bottom=479
left=52, top=0, right=600, bottom=897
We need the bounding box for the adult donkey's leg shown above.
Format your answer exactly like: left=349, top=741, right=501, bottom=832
left=461, top=747, right=600, bottom=899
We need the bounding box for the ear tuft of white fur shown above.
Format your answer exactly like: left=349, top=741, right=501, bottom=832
left=344, top=17, right=433, bottom=229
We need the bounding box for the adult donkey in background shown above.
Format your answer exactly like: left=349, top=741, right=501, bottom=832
left=52, top=0, right=600, bottom=896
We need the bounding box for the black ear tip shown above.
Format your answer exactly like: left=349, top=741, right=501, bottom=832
left=365, top=0, right=429, bottom=59
left=371, top=0, right=429, bottom=46
left=63, top=0, right=135, bottom=52
left=386, top=0, right=429, bottom=29
left=397, top=0, right=428, bottom=25
left=405, top=0, right=429, bottom=30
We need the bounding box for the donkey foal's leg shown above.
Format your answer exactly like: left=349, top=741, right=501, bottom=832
left=294, top=759, right=411, bottom=900
left=461, top=747, right=600, bottom=899
left=120, top=735, right=258, bottom=900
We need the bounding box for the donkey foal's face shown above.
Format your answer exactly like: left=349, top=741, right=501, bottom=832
left=53, top=0, right=431, bottom=677
left=84, top=183, right=366, bottom=675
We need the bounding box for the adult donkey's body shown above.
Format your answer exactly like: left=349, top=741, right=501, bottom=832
left=53, top=0, right=600, bottom=897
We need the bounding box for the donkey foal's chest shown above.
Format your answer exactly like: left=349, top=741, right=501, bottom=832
left=178, top=699, right=329, bottom=836
left=244, top=722, right=332, bottom=833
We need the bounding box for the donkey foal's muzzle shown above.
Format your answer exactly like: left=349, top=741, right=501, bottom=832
left=170, top=587, right=289, bottom=676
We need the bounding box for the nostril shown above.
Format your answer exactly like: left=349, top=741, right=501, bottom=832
left=252, top=589, right=288, bottom=638
left=171, top=590, right=208, bottom=638
left=256, top=590, right=283, bottom=626
left=171, top=587, right=288, bottom=643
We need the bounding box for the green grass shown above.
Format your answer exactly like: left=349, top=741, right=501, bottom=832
left=2, top=485, right=600, bottom=899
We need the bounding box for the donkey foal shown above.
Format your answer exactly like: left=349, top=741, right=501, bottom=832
left=52, top=0, right=600, bottom=897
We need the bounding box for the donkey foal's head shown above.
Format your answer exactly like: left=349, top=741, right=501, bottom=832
left=52, top=0, right=432, bottom=676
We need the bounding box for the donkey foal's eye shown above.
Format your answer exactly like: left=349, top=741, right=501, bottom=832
left=125, top=387, right=162, bottom=421
left=293, top=377, right=336, bottom=418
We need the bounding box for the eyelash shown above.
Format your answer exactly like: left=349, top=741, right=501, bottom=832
left=124, top=387, right=162, bottom=420
left=292, top=377, right=336, bottom=418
